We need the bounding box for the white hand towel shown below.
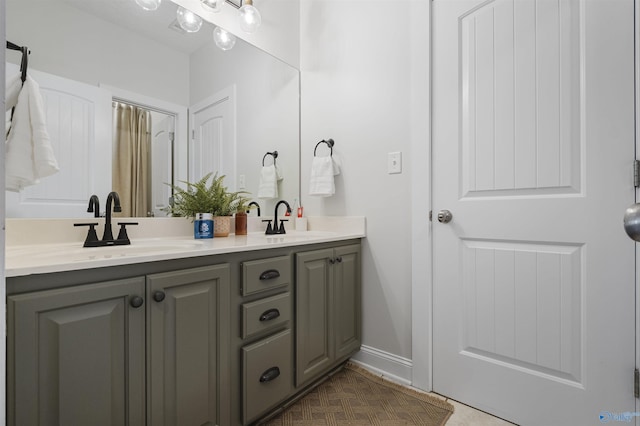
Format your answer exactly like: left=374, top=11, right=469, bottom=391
left=258, top=164, right=278, bottom=199
left=5, top=74, right=59, bottom=191
left=309, top=156, right=336, bottom=196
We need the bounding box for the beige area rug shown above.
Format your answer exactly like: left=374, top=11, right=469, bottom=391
left=259, top=362, right=454, bottom=426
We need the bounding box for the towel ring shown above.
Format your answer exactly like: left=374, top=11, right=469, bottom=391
left=262, top=151, right=278, bottom=166
left=314, top=139, right=335, bottom=157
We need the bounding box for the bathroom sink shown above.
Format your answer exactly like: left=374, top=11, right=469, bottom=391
left=247, top=231, right=338, bottom=243
left=8, top=239, right=207, bottom=265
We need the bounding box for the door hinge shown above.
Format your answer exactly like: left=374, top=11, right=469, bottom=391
left=192, top=129, right=195, bottom=140
left=429, top=210, right=433, bottom=221
left=634, top=368, right=639, bottom=398
left=634, top=160, right=640, bottom=187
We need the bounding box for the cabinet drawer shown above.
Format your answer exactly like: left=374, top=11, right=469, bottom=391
left=242, top=292, right=291, bottom=339
left=242, top=329, right=292, bottom=424
left=242, top=255, right=291, bottom=296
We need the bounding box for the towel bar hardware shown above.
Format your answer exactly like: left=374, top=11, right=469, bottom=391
left=262, top=151, right=278, bottom=166
left=5, top=40, right=29, bottom=84
left=314, top=139, right=335, bottom=156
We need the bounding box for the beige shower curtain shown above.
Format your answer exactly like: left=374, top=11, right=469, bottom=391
left=112, top=102, right=151, bottom=217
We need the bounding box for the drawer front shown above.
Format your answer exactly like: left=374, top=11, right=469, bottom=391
left=242, top=292, right=291, bottom=339
left=243, top=329, right=292, bottom=424
left=242, top=256, right=291, bottom=296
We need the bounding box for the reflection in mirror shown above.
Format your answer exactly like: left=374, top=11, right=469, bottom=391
left=112, top=100, right=175, bottom=217
left=5, top=0, right=300, bottom=218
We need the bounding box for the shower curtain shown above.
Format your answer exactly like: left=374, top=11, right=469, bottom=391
left=112, top=101, right=151, bottom=217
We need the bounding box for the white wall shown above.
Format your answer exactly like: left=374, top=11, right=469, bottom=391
left=6, top=0, right=190, bottom=106
left=300, top=0, right=429, bottom=380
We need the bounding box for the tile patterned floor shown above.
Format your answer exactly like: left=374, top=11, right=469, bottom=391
left=426, top=393, right=517, bottom=425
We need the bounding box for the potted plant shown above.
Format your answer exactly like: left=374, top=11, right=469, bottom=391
left=166, top=172, right=247, bottom=237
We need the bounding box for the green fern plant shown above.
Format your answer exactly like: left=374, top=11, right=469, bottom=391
left=166, top=172, right=248, bottom=218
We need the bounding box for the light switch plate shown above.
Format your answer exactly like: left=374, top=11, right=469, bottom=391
left=388, top=152, right=402, bottom=174
left=238, top=174, right=246, bottom=189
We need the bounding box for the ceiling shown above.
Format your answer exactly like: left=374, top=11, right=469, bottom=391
left=62, top=0, right=215, bottom=54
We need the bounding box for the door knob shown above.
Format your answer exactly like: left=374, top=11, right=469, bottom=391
left=437, top=210, right=453, bottom=223
left=624, top=203, right=640, bottom=241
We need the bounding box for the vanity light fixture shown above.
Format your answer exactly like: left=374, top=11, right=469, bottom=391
left=135, top=0, right=161, bottom=11
left=238, top=0, right=261, bottom=33
left=176, top=6, right=203, bottom=33
left=201, top=0, right=222, bottom=13
left=213, top=27, right=236, bottom=50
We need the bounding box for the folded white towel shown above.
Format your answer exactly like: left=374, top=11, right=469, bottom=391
left=5, top=74, right=59, bottom=191
left=258, top=164, right=278, bottom=199
left=309, top=156, right=338, bottom=196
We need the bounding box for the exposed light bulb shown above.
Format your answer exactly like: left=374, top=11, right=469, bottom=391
left=176, top=6, right=203, bottom=33
left=238, top=0, right=261, bottom=33
left=213, top=27, right=236, bottom=51
left=201, top=0, right=222, bottom=13
left=135, top=0, right=161, bottom=11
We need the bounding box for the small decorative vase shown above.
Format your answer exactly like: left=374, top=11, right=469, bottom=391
left=235, top=212, right=247, bottom=236
left=213, top=216, right=231, bottom=237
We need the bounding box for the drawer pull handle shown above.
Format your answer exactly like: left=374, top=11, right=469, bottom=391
left=259, top=366, right=281, bottom=383
left=259, top=308, right=281, bottom=322
left=259, top=269, right=280, bottom=281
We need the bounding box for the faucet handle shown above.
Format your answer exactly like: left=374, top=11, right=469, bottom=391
left=74, top=223, right=100, bottom=247
left=278, top=219, right=288, bottom=234
left=262, top=219, right=274, bottom=235
left=116, top=222, right=138, bottom=245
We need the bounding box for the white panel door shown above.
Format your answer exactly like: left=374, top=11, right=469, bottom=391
left=189, top=86, right=236, bottom=189
left=432, top=1, right=635, bottom=424
left=5, top=64, right=111, bottom=217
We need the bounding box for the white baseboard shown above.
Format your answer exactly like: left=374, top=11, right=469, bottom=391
left=350, top=345, right=413, bottom=386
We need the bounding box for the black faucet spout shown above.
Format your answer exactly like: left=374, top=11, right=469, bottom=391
left=267, top=200, right=291, bottom=235
left=103, top=191, right=122, bottom=242
left=87, top=195, right=100, bottom=218
left=248, top=201, right=261, bottom=217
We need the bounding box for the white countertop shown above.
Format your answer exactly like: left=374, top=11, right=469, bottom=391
left=6, top=217, right=365, bottom=278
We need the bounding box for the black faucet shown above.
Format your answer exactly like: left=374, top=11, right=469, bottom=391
left=75, top=192, right=137, bottom=247
left=102, top=191, right=122, bottom=242
left=265, top=200, right=291, bottom=235
left=248, top=201, right=261, bottom=217
left=87, top=195, right=100, bottom=218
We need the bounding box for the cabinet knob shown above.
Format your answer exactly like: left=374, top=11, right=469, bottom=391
left=336, top=256, right=343, bottom=263
left=329, top=258, right=335, bottom=264
left=153, top=291, right=166, bottom=302
left=259, top=366, right=281, bottom=383
left=130, top=296, right=144, bottom=308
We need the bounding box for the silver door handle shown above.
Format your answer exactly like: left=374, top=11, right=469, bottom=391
left=437, top=210, right=453, bottom=224
left=624, top=203, right=640, bottom=241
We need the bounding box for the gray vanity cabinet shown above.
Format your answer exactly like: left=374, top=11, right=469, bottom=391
left=7, top=277, right=147, bottom=426
left=295, top=244, right=361, bottom=387
left=7, top=264, right=230, bottom=426
left=146, top=264, right=231, bottom=426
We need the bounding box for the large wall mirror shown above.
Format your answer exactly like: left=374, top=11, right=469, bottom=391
left=5, top=0, right=300, bottom=218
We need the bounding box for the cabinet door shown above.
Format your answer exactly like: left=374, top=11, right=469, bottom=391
left=295, top=248, right=334, bottom=386
left=147, top=264, right=230, bottom=426
left=7, top=278, right=146, bottom=426
left=333, top=244, right=362, bottom=361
